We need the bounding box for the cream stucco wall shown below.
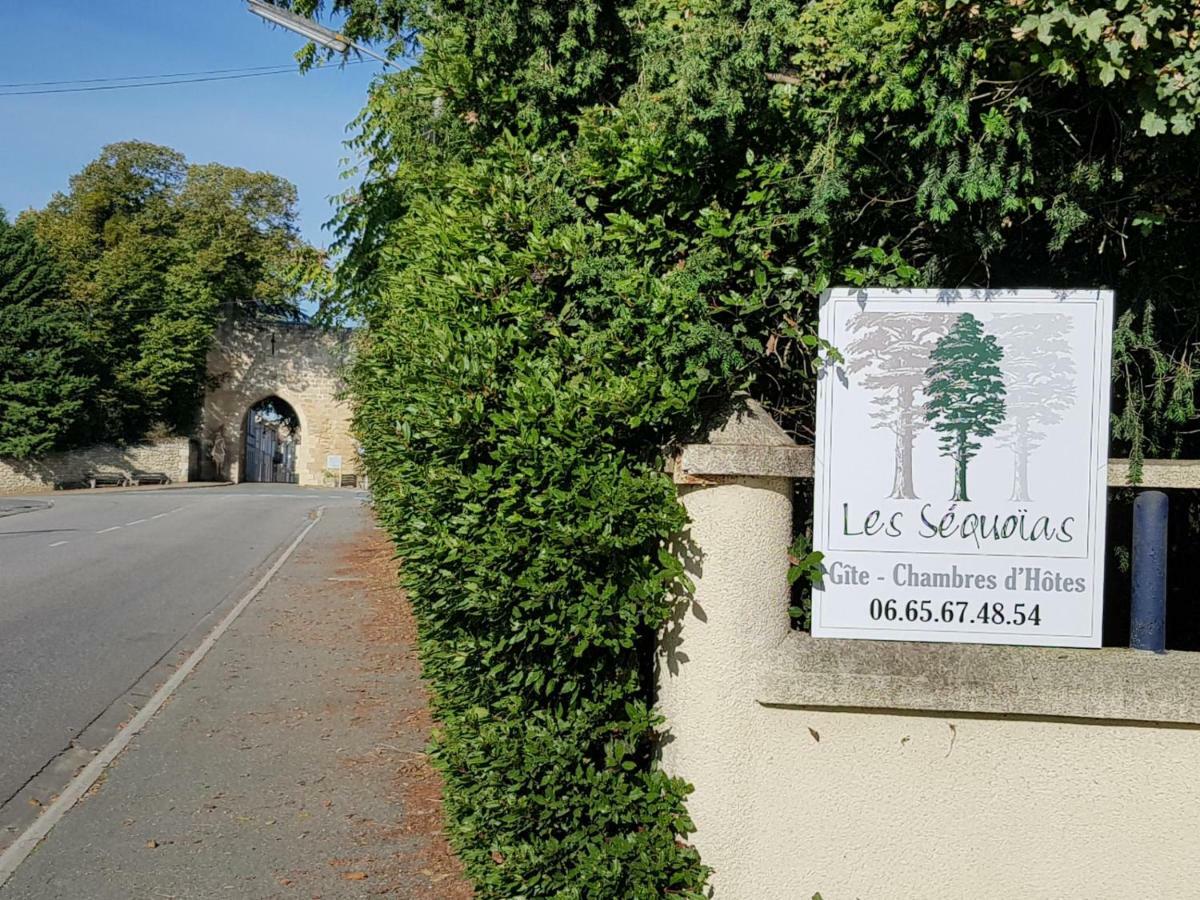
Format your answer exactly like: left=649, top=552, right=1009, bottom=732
left=659, top=402, right=1200, bottom=900
left=659, top=476, right=794, bottom=895
left=200, top=322, right=359, bottom=487
left=753, top=706, right=1200, bottom=899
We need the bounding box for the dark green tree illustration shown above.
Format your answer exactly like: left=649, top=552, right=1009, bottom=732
left=924, top=313, right=1007, bottom=502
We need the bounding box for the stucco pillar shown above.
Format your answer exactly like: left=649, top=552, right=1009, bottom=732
left=657, top=398, right=807, bottom=897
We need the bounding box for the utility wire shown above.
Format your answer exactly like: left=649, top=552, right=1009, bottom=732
left=0, top=60, right=369, bottom=97
left=2, top=70, right=296, bottom=96
left=0, top=63, right=302, bottom=89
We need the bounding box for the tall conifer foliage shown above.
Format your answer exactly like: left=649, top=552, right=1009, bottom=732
left=0, top=214, right=94, bottom=458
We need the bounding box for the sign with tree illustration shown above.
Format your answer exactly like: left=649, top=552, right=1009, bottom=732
left=812, top=288, right=1113, bottom=647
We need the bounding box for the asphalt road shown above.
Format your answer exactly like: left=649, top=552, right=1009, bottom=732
left=0, top=484, right=365, bottom=836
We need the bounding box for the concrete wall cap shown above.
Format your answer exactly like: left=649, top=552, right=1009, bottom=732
left=674, top=397, right=813, bottom=482
left=760, top=631, right=1200, bottom=725
left=703, top=396, right=795, bottom=447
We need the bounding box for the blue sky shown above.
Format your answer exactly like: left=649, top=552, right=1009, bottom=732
left=0, top=1, right=394, bottom=250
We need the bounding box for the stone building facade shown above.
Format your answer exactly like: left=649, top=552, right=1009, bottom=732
left=0, top=322, right=360, bottom=495
left=197, top=322, right=360, bottom=487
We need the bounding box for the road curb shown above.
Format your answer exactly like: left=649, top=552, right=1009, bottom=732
left=61, top=480, right=236, bottom=496
left=0, top=481, right=235, bottom=502
left=0, top=500, right=53, bottom=519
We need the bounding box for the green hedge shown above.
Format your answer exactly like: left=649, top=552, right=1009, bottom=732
left=348, top=139, right=734, bottom=895
left=329, top=0, right=1200, bottom=895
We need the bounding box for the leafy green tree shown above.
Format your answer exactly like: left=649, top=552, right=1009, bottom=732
left=32, top=141, right=314, bottom=443
left=925, top=314, right=1007, bottom=501
left=0, top=212, right=95, bottom=459
left=299, top=0, right=1200, bottom=456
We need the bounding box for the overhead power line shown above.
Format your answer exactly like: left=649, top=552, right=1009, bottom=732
left=0, top=63, right=302, bottom=89
left=0, top=60, right=370, bottom=97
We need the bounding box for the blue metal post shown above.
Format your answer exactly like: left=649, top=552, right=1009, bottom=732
left=1130, top=490, right=1169, bottom=653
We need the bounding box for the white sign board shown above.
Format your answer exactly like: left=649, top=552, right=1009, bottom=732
left=326, top=455, right=342, bottom=470
left=812, top=288, right=1113, bottom=647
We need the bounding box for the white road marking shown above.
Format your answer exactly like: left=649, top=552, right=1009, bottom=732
left=125, top=519, right=147, bottom=526
left=151, top=513, right=169, bottom=520
left=0, top=506, right=327, bottom=888
left=48, top=541, right=69, bottom=548
left=96, top=526, right=121, bottom=534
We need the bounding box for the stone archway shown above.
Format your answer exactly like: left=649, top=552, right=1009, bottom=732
left=198, top=322, right=359, bottom=487
left=242, top=396, right=302, bottom=483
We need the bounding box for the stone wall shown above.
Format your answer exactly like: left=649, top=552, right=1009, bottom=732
left=199, top=322, right=360, bottom=487
left=0, top=439, right=190, bottom=495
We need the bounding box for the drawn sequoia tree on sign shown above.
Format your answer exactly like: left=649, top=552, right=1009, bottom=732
left=989, top=314, right=1076, bottom=501
left=924, top=313, right=1007, bottom=502
left=847, top=313, right=950, bottom=499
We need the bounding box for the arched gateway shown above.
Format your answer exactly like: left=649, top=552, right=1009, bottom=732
left=195, top=322, right=359, bottom=487
left=243, top=396, right=301, bottom=483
